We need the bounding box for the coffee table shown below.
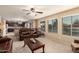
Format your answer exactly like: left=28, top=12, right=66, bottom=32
left=23, top=38, right=45, bottom=53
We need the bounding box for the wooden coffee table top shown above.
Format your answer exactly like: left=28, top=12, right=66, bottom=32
left=26, top=39, right=45, bottom=51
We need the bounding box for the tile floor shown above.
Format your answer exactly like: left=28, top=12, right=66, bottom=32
left=6, top=33, right=73, bottom=53
left=12, top=37, right=73, bottom=53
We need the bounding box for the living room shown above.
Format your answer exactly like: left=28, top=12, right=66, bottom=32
left=0, top=5, right=79, bottom=53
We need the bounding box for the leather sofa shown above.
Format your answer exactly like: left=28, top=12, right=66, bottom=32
left=0, top=36, right=13, bottom=53
left=19, top=28, right=45, bottom=41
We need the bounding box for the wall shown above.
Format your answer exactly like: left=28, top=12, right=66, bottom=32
left=0, top=17, right=5, bottom=36
left=32, top=7, right=79, bottom=46
left=3, top=19, right=6, bottom=36
left=32, top=19, right=39, bottom=28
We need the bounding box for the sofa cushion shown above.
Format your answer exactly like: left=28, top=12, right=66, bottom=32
left=0, top=37, right=11, bottom=43
left=22, top=32, right=30, bottom=35
left=0, top=37, right=12, bottom=53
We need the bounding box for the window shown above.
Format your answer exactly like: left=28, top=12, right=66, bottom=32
left=62, top=16, right=72, bottom=35
left=48, top=19, right=57, bottom=32
left=72, top=15, right=79, bottom=36
left=40, top=21, right=45, bottom=31
left=63, top=15, right=79, bottom=37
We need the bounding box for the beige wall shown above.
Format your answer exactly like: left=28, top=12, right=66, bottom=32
left=0, top=17, right=7, bottom=36
left=0, top=19, right=4, bottom=29
left=0, top=17, right=5, bottom=36
left=32, top=20, right=38, bottom=28
left=32, top=7, right=79, bottom=46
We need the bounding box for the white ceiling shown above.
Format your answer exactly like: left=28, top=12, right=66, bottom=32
left=0, top=5, right=78, bottom=21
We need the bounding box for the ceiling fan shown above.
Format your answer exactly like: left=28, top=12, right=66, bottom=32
left=23, top=8, right=43, bottom=16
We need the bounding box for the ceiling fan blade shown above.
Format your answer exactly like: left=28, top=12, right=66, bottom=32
left=36, top=11, right=43, bottom=14
left=23, top=9, right=29, bottom=11
left=26, top=13, right=30, bottom=15
left=35, top=14, right=37, bottom=16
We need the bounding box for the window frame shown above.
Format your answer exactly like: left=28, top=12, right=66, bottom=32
left=48, top=18, right=58, bottom=33
left=62, top=15, right=79, bottom=37
left=62, top=16, right=72, bottom=36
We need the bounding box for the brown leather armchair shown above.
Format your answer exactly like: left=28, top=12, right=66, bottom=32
left=19, top=28, right=30, bottom=41
left=71, top=40, right=79, bottom=53
left=0, top=37, right=13, bottom=53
